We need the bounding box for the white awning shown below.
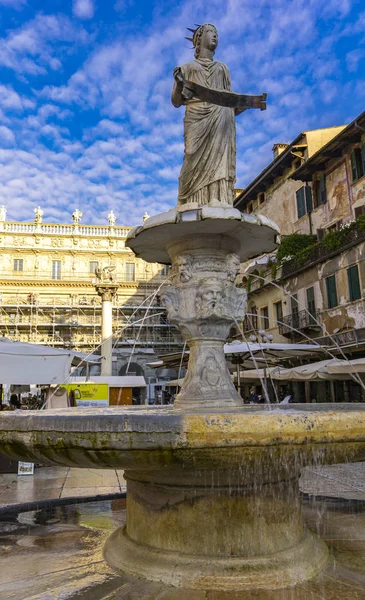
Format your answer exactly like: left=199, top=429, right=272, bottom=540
left=0, top=338, right=99, bottom=385
left=327, top=357, right=365, bottom=375
left=238, top=359, right=360, bottom=382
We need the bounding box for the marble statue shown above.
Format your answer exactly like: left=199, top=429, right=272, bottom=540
left=142, top=212, right=150, bottom=222
left=72, top=209, right=82, bottom=224
left=172, top=23, right=266, bottom=208
left=108, top=210, right=116, bottom=226
left=0, top=205, right=6, bottom=221
left=34, top=206, right=43, bottom=224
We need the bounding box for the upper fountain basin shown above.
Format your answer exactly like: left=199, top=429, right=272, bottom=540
left=126, top=206, right=280, bottom=263
left=1, top=404, right=365, bottom=475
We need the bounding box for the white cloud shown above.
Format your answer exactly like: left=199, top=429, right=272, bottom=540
left=0, top=14, right=90, bottom=76
left=0, top=126, right=16, bottom=147
left=0, top=0, right=27, bottom=8
left=73, top=0, right=95, bottom=20
left=0, top=0, right=363, bottom=227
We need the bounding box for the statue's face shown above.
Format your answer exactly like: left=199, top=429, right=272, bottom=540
left=201, top=26, right=218, bottom=52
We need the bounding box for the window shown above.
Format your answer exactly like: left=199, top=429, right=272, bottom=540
left=319, top=174, right=327, bottom=205
left=258, top=192, right=265, bottom=206
left=326, top=275, right=338, bottom=308
left=125, top=262, right=135, bottom=282
left=89, top=261, right=99, bottom=274
left=260, top=306, right=269, bottom=329
left=247, top=202, right=253, bottom=214
left=291, top=294, right=299, bottom=330
left=351, top=146, right=365, bottom=182
left=249, top=305, right=258, bottom=330
left=296, top=185, right=312, bottom=219
left=159, top=265, right=169, bottom=276
left=52, top=260, right=61, bottom=280
left=355, top=205, right=365, bottom=219
left=274, top=301, right=283, bottom=327
left=347, top=265, right=361, bottom=302
left=314, top=175, right=327, bottom=207
left=13, top=259, right=23, bottom=272
left=306, top=286, right=316, bottom=324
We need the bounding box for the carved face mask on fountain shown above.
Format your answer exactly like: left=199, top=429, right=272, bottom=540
left=175, top=254, right=194, bottom=283
left=197, top=280, right=225, bottom=318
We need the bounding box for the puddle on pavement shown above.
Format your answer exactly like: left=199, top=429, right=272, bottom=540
left=0, top=496, right=365, bottom=599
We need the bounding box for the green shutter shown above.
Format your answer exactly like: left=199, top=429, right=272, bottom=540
left=351, top=150, right=358, bottom=181
left=347, top=265, right=361, bottom=302
left=296, top=187, right=306, bottom=219
left=326, top=275, right=338, bottom=308
left=319, top=174, right=327, bottom=204
left=305, top=185, right=313, bottom=212
left=361, top=144, right=365, bottom=175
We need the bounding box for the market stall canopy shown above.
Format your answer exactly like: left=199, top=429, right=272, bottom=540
left=327, top=357, right=365, bottom=375
left=148, top=341, right=325, bottom=371
left=237, top=358, right=359, bottom=382
left=0, top=338, right=100, bottom=385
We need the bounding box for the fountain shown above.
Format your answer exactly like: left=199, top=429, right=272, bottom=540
left=1, top=22, right=365, bottom=594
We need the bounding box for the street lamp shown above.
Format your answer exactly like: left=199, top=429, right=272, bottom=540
left=249, top=329, right=274, bottom=403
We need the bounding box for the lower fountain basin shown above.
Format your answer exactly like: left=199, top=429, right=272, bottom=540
left=1, top=404, right=365, bottom=590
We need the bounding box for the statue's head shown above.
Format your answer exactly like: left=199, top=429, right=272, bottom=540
left=186, top=24, right=218, bottom=58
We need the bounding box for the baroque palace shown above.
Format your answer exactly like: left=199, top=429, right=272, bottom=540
left=0, top=207, right=182, bottom=377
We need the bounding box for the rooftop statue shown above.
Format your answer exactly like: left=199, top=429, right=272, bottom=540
left=172, top=23, right=266, bottom=208
left=108, top=210, right=116, bottom=226
left=72, top=209, right=83, bottom=224
left=34, top=206, right=43, bottom=224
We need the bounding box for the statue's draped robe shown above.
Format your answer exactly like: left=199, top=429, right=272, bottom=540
left=172, top=58, right=236, bottom=206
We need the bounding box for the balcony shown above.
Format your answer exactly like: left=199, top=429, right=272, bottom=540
left=281, top=224, right=365, bottom=280
left=278, top=309, right=321, bottom=337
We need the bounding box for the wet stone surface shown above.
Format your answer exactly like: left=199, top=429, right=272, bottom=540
left=0, top=492, right=365, bottom=599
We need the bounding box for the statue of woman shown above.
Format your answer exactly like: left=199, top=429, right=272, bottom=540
left=172, top=23, right=266, bottom=208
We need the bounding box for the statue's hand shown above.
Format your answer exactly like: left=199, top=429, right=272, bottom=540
left=173, top=67, right=184, bottom=85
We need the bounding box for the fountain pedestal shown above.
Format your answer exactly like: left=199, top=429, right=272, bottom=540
left=127, top=207, right=279, bottom=409
left=104, top=466, right=328, bottom=590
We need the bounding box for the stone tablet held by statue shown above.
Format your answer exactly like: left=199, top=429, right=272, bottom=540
left=172, top=23, right=267, bottom=209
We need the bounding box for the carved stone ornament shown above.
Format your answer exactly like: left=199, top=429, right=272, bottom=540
left=161, top=235, right=246, bottom=408
left=95, top=284, right=119, bottom=302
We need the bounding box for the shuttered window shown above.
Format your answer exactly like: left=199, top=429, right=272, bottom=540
left=296, top=187, right=306, bottom=219
left=326, top=275, right=338, bottom=308
left=274, top=301, right=283, bottom=327
left=260, top=306, right=269, bottom=329
left=306, top=286, right=316, bottom=324
left=291, top=294, right=299, bottom=329
left=347, top=265, right=361, bottom=302
left=319, top=174, right=327, bottom=205
left=351, top=147, right=365, bottom=182
left=305, top=185, right=313, bottom=212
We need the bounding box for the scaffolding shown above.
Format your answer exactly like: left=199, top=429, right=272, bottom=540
left=0, top=291, right=183, bottom=355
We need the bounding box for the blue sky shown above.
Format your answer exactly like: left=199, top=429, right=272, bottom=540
left=0, top=0, right=364, bottom=226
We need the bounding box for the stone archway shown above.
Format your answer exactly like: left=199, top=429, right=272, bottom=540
left=119, top=362, right=144, bottom=377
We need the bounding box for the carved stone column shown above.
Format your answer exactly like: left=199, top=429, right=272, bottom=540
left=161, top=235, right=246, bottom=408
left=95, top=283, right=119, bottom=376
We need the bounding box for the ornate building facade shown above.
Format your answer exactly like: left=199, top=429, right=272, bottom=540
left=0, top=209, right=182, bottom=377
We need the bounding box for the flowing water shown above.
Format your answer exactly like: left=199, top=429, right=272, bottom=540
left=1, top=486, right=365, bottom=599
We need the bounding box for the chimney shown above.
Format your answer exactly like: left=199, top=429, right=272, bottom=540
left=272, top=143, right=289, bottom=160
